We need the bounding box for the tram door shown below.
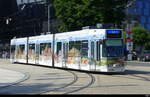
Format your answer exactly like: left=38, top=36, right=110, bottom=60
left=35, top=44, right=40, bottom=64
left=90, top=41, right=96, bottom=71
left=90, top=40, right=101, bottom=71
left=96, top=41, right=101, bottom=68
left=62, top=42, right=68, bottom=67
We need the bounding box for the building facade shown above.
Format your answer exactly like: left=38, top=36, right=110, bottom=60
left=14, top=0, right=58, bottom=38
left=127, top=0, right=150, bottom=31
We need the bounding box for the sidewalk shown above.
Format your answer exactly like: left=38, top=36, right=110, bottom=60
left=126, top=60, right=150, bottom=64
left=0, top=68, right=29, bottom=88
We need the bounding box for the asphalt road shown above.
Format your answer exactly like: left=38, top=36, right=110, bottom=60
left=0, top=59, right=150, bottom=95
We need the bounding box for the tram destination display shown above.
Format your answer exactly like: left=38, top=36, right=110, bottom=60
left=106, top=30, right=122, bottom=38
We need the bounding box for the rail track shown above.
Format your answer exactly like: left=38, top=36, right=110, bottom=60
left=0, top=62, right=96, bottom=94
left=40, top=70, right=96, bottom=94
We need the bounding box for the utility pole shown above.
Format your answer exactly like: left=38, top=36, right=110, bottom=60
left=48, top=3, right=50, bottom=32
left=46, top=0, right=55, bottom=67
left=46, top=0, right=51, bottom=33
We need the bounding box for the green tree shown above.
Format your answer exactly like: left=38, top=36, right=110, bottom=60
left=132, top=26, right=150, bottom=56
left=132, top=26, right=149, bottom=47
left=145, top=33, right=150, bottom=50
left=53, top=0, right=132, bottom=32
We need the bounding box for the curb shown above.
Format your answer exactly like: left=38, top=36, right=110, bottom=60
left=126, top=61, right=150, bottom=64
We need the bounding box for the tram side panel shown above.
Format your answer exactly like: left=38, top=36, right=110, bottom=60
left=15, top=39, right=27, bottom=64
left=16, top=44, right=27, bottom=63
left=57, top=40, right=91, bottom=71
left=54, top=39, right=104, bottom=72
left=55, top=39, right=122, bottom=72
left=38, top=42, right=53, bottom=66
left=79, top=40, right=90, bottom=71
left=28, top=43, right=36, bottom=64
left=54, top=42, right=63, bottom=68
left=56, top=42, right=69, bottom=68
left=66, top=41, right=81, bottom=70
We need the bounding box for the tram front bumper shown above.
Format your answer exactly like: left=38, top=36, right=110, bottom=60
left=107, top=64, right=125, bottom=72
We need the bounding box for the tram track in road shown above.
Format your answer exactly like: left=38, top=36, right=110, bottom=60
left=0, top=61, right=96, bottom=95
left=41, top=70, right=96, bottom=95
left=0, top=69, right=96, bottom=95
left=64, top=73, right=96, bottom=94
left=0, top=61, right=78, bottom=94
left=0, top=69, right=77, bottom=94
left=39, top=70, right=79, bottom=94
left=1, top=59, right=150, bottom=94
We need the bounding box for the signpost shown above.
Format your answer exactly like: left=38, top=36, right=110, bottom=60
left=126, top=30, right=133, bottom=61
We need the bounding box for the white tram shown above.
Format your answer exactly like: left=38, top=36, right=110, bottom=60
left=10, top=29, right=125, bottom=72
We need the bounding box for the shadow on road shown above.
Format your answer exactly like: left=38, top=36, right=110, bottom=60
left=124, top=70, right=150, bottom=75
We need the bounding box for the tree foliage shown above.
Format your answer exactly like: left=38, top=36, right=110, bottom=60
left=145, top=34, right=150, bottom=50
left=53, top=0, right=132, bottom=32
left=132, top=26, right=150, bottom=47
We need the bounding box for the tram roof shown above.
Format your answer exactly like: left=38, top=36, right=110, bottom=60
left=55, top=29, right=106, bottom=40
left=11, top=29, right=123, bottom=45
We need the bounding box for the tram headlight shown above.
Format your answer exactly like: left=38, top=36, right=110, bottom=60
left=112, top=64, right=122, bottom=68
left=113, top=64, right=117, bottom=68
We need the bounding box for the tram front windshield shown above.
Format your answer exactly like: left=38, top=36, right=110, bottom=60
left=103, top=39, right=124, bottom=57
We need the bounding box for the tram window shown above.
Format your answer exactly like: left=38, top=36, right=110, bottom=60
left=68, top=41, right=88, bottom=57
left=28, top=44, right=36, bottom=60
left=40, top=43, right=51, bottom=55
left=36, top=44, right=40, bottom=58
left=29, top=44, right=35, bottom=52
left=75, top=41, right=81, bottom=51
left=81, top=40, right=88, bottom=57
left=102, top=43, right=107, bottom=57
left=19, top=45, right=25, bottom=55
left=91, top=42, right=95, bottom=59
left=102, top=40, right=124, bottom=57
left=16, top=45, right=25, bottom=59
left=82, top=41, right=88, bottom=48
left=74, top=41, right=81, bottom=56
left=20, top=45, right=25, bottom=50
left=105, top=40, right=123, bottom=46
left=69, top=41, right=75, bottom=56
left=29, top=44, right=35, bottom=50
left=96, top=41, right=101, bottom=61
left=63, top=43, right=65, bottom=58
left=69, top=41, right=81, bottom=57
left=63, top=43, right=69, bottom=59
left=56, top=42, right=62, bottom=56
left=40, top=43, right=44, bottom=55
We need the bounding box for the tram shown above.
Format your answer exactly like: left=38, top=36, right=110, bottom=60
left=10, top=29, right=126, bottom=72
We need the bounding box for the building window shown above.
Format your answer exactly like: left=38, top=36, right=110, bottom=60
left=136, top=1, right=143, bottom=9
left=141, top=16, right=146, bottom=23
left=144, top=9, right=149, bottom=16
left=140, top=23, right=145, bottom=28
